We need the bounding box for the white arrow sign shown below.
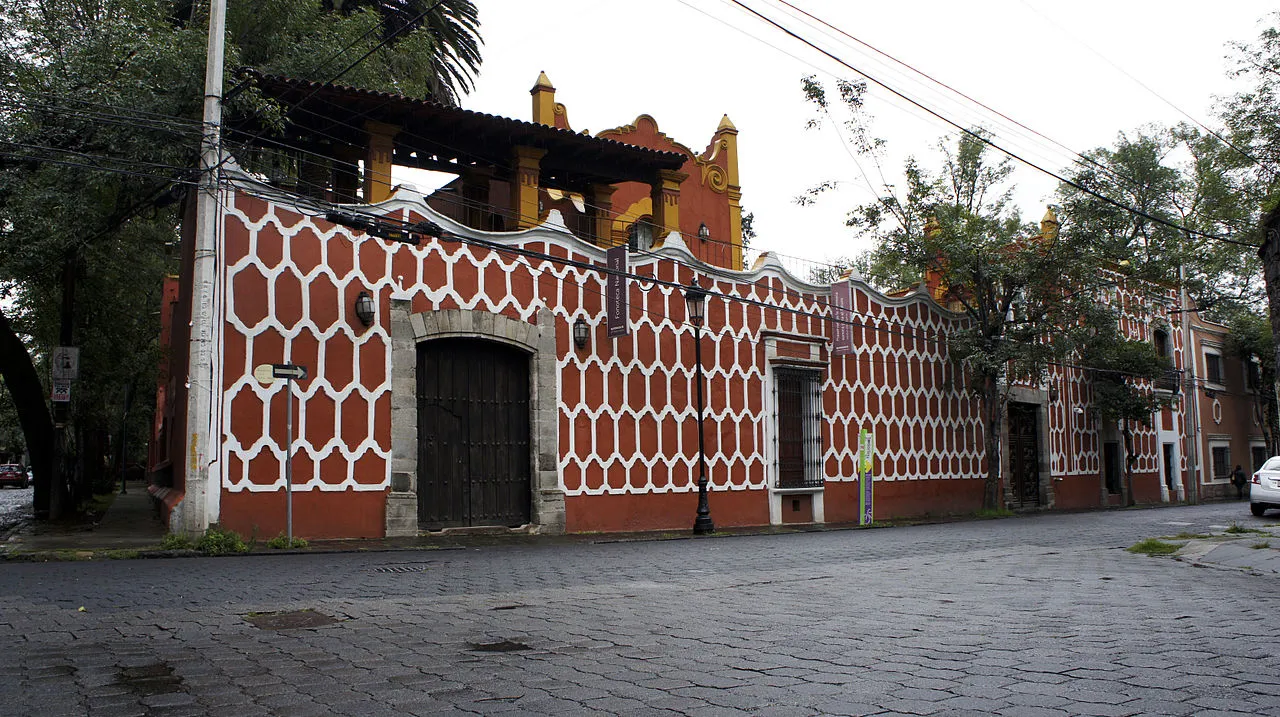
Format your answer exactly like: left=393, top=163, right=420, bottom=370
left=272, top=364, right=308, bottom=381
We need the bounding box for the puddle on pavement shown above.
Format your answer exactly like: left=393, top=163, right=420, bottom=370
left=468, top=640, right=532, bottom=652
left=244, top=609, right=338, bottom=630
left=117, top=663, right=183, bottom=696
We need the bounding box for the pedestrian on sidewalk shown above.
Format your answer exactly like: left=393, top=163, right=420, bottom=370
left=1232, top=465, right=1249, bottom=499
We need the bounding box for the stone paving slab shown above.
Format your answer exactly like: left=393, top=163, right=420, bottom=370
left=3, top=502, right=1279, bottom=715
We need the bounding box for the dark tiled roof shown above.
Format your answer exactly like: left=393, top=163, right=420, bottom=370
left=236, top=69, right=686, bottom=187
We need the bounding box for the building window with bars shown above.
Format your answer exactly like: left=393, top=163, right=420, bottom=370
left=774, top=367, right=824, bottom=489
left=1205, top=351, right=1224, bottom=386
left=1211, top=444, right=1231, bottom=481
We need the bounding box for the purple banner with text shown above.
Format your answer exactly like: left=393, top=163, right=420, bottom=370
left=831, top=278, right=853, bottom=355
left=607, top=245, right=629, bottom=337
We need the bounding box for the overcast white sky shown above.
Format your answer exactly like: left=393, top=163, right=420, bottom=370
left=443, top=1, right=1274, bottom=277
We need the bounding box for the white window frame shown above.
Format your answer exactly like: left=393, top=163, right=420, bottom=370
left=1203, top=347, right=1226, bottom=389
left=1204, top=439, right=1231, bottom=484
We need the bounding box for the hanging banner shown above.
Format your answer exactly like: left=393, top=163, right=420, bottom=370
left=859, top=427, right=875, bottom=525
left=831, top=279, right=853, bottom=355
left=606, top=245, right=629, bottom=337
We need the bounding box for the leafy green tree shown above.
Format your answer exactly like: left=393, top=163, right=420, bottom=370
left=1220, top=14, right=1280, bottom=386
left=0, top=0, right=483, bottom=516
left=1057, top=125, right=1260, bottom=316
left=1078, top=307, right=1174, bottom=505
left=801, top=78, right=1104, bottom=509
left=1225, top=309, right=1278, bottom=453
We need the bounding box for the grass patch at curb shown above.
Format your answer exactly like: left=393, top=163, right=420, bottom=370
left=1128, top=538, right=1181, bottom=556
left=1226, top=523, right=1267, bottom=535
left=266, top=533, right=309, bottom=550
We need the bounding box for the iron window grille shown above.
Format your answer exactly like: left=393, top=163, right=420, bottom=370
left=1212, top=445, right=1230, bottom=481
left=1206, top=352, right=1224, bottom=385
left=774, top=367, right=824, bottom=489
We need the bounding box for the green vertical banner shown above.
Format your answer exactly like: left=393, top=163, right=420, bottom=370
left=859, top=428, right=875, bottom=525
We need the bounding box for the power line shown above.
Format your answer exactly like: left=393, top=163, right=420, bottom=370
left=215, top=0, right=447, bottom=175
left=768, top=0, right=1150, bottom=194
left=1014, top=0, right=1262, bottom=168
left=726, top=0, right=1260, bottom=250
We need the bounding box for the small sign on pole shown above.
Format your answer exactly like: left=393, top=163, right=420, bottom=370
left=858, top=427, right=875, bottom=526
left=52, top=346, right=80, bottom=381
left=253, top=362, right=307, bottom=543
left=51, top=380, right=72, bottom=403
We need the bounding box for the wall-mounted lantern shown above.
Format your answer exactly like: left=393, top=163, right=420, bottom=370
left=572, top=317, right=590, bottom=350
left=354, top=291, right=376, bottom=327
left=697, top=223, right=710, bottom=242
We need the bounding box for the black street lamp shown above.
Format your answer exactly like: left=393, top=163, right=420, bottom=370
left=684, top=279, right=714, bottom=535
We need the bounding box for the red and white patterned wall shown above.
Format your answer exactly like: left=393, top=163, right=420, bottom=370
left=210, top=181, right=1179, bottom=535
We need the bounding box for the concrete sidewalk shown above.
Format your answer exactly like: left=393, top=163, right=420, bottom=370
left=1177, top=525, right=1280, bottom=574
left=6, top=486, right=1280, bottom=575
left=2, top=480, right=166, bottom=554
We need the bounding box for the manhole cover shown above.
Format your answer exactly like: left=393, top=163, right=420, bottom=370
left=245, top=609, right=338, bottom=630
left=117, top=663, right=183, bottom=696
left=468, top=640, right=532, bottom=652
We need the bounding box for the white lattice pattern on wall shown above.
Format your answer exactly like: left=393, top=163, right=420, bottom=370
left=218, top=184, right=1183, bottom=503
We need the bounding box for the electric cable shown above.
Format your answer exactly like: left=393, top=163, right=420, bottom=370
left=726, top=0, right=1259, bottom=249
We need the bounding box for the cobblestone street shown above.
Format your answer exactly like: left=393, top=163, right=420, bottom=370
left=2, top=502, right=1278, bottom=716
left=0, top=484, right=33, bottom=536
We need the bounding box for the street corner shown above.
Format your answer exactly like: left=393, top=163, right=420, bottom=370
left=1171, top=522, right=1280, bottom=574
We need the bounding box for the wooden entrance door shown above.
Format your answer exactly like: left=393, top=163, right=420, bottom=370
left=417, top=338, right=531, bottom=529
left=1007, top=402, right=1041, bottom=508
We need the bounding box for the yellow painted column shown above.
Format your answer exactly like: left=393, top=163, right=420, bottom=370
left=531, top=72, right=556, bottom=126
left=363, top=121, right=399, bottom=204
left=511, top=146, right=546, bottom=229
left=590, top=183, right=617, bottom=247
left=715, top=115, right=744, bottom=270
left=727, top=187, right=744, bottom=270
left=651, top=169, right=687, bottom=241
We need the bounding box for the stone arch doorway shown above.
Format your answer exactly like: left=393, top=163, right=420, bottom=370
left=387, top=304, right=562, bottom=536
left=416, top=337, right=531, bottom=529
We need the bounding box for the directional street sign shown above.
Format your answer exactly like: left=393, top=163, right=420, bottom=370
left=271, top=364, right=308, bottom=381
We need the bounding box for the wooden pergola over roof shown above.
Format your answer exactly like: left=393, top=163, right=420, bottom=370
left=238, top=70, right=687, bottom=190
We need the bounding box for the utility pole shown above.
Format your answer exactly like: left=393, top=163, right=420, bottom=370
left=48, top=255, right=77, bottom=520
left=179, top=0, right=226, bottom=536
left=1179, top=266, right=1200, bottom=504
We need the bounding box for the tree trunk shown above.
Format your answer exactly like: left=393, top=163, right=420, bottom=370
left=981, top=374, right=1004, bottom=510
left=0, top=308, right=54, bottom=516
left=1122, top=421, right=1135, bottom=507
left=1261, top=208, right=1280, bottom=443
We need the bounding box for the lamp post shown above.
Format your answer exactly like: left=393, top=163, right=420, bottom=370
left=684, top=279, right=714, bottom=535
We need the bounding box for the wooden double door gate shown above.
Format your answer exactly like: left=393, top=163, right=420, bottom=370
left=1007, top=402, right=1042, bottom=508
left=417, top=338, right=532, bottom=529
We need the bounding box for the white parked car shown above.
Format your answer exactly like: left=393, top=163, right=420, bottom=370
left=1251, top=457, right=1280, bottom=516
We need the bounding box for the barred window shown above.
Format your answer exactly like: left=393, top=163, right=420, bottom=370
left=1212, top=445, right=1230, bottom=481
left=774, top=368, right=823, bottom=488
left=1206, top=352, right=1224, bottom=385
